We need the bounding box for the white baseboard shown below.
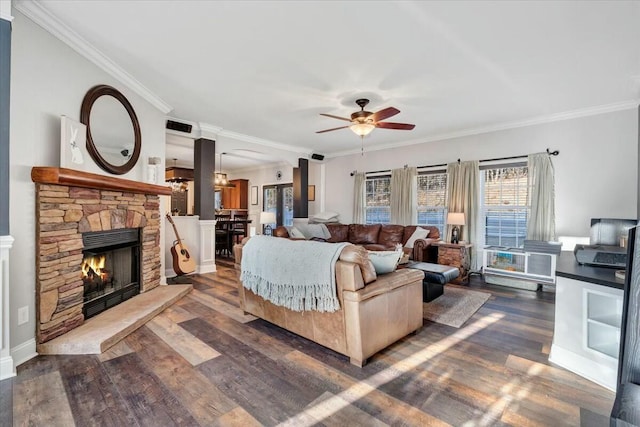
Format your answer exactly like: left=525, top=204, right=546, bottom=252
left=0, top=355, right=15, bottom=380
left=197, top=264, right=216, bottom=274
left=549, top=344, right=617, bottom=391
left=11, top=338, right=37, bottom=369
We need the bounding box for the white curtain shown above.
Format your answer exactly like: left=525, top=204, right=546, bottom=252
left=527, top=152, right=556, bottom=241
left=447, top=161, right=480, bottom=269
left=353, top=172, right=366, bottom=224
left=391, top=167, right=417, bottom=225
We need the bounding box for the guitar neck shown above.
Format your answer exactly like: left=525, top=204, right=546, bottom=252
left=166, top=213, right=184, bottom=248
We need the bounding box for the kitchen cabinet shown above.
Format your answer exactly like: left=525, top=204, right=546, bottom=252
left=221, top=179, right=248, bottom=209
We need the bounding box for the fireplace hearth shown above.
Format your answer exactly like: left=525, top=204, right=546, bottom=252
left=81, top=228, right=141, bottom=318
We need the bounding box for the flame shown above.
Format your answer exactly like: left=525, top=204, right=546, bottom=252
left=82, top=254, right=106, bottom=278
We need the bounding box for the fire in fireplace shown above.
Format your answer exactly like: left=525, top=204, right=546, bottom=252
left=82, top=228, right=141, bottom=318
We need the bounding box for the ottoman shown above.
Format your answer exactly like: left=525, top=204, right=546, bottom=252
left=406, top=262, right=460, bottom=302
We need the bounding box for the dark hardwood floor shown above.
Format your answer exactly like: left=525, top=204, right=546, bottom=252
left=2, top=257, right=615, bottom=426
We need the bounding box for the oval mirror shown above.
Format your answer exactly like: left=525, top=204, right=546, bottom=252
left=80, top=85, right=141, bottom=175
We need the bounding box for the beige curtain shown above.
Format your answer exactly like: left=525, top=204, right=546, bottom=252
left=447, top=161, right=480, bottom=268
left=527, top=153, right=556, bottom=241
left=391, top=166, right=417, bottom=225
left=353, top=172, right=366, bottom=224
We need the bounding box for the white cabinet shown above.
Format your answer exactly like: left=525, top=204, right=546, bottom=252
left=550, top=276, right=623, bottom=391
left=585, top=290, right=622, bottom=359
left=482, top=247, right=557, bottom=285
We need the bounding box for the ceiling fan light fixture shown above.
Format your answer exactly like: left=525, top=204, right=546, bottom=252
left=350, top=122, right=375, bottom=136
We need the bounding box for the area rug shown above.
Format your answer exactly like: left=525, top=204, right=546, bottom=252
left=423, top=286, right=491, bottom=328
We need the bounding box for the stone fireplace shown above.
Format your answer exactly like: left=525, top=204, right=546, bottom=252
left=31, top=167, right=172, bottom=346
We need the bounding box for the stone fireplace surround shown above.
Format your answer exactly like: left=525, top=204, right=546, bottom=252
left=31, top=167, right=172, bottom=346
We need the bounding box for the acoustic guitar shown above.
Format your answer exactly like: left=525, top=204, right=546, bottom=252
left=166, top=213, right=196, bottom=275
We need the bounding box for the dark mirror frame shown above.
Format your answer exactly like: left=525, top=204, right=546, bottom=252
left=80, top=84, right=141, bottom=175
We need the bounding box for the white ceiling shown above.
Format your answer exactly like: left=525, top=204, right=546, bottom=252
left=18, top=1, right=640, bottom=170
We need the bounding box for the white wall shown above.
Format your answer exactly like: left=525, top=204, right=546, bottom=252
left=9, top=12, right=167, bottom=350
left=324, top=109, right=638, bottom=237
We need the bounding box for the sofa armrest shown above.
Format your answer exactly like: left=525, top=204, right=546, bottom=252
left=336, top=260, right=365, bottom=292
left=412, top=237, right=439, bottom=262
left=342, top=268, right=424, bottom=302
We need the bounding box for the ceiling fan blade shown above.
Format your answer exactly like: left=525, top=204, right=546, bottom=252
left=316, top=125, right=352, bottom=134
left=375, top=122, right=415, bottom=130
left=319, top=113, right=352, bottom=122
left=370, top=107, right=400, bottom=122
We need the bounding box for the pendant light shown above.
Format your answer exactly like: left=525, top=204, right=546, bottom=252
left=214, top=152, right=236, bottom=189
left=167, top=158, right=189, bottom=192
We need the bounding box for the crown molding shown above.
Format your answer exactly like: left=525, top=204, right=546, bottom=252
left=216, top=128, right=314, bottom=156
left=0, top=0, right=13, bottom=22
left=14, top=0, right=172, bottom=114
left=197, top=123, right=223, bottom=139
left=326, top=99, right=640, bottom=158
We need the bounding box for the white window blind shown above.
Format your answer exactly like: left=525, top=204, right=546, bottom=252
left=481, top=165, right=529, bottom=247
left=417, top=172, right=448, bottom=235
left=365, top=176, right=391, bottom=224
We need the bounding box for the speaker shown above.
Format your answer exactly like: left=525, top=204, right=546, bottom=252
left=311, top=153, right=324, bottom=161
left=166, top=120, right=193, bottom=134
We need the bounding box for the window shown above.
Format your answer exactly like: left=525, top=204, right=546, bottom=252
left=365, top=176, right=391, bottom=224
left=417, top=172, right=448, bottom=235
left=481, top=165, right=529, bottom=247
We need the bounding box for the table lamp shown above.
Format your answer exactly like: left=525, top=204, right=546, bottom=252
left=260, top=211, right=276, bottom=236
left=447, top=212, right=466, bottom=244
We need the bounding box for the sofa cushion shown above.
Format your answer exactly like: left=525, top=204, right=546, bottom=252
left=379, top=224, right=405, bottom=247
left=326, top=223, right=349, bottom=243
left=348, top=224, right=381, bottom=245
left=362, top=243, right=394, bottom=251
left=339, top=245, right=377, bottom=284
left=367, top=250, right=402, bottom=274
left=405, top=227, right=430, bottom=248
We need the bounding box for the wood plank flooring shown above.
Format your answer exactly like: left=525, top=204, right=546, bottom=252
left=2, top=257, right=615, bottom=426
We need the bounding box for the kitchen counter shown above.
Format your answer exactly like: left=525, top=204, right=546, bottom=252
left=555, top=251, right=625, bottom=289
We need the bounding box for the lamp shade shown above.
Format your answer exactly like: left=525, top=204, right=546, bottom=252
left=260, top=211, right=276, bottom=225
left=447, top=212, right=466, bottom=226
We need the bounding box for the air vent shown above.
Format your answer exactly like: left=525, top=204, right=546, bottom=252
left=311, top=153, right=325, bottom=161
left=166, top=120, right=193, bottom=134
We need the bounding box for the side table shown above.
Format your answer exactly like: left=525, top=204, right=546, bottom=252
left=433, top=242, right=472, bottom=284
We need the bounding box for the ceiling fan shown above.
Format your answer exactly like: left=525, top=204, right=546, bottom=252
left=316, top=98, right=415, bottom=136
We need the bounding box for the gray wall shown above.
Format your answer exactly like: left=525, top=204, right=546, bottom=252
left=9, top=12, right=167, bottom=349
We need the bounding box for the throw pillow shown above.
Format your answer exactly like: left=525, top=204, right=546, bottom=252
left=296, top=223, right=331, bottom=240
left=367, top=250, right=402, bottom=274
left=287, top=227, right=306, bottom=239
left=312, top=211, right=340, bottom=221
left=405, top=227, right=430, bottom=249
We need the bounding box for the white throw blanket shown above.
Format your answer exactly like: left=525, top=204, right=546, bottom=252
left=240, top=235, right=349, bottom=312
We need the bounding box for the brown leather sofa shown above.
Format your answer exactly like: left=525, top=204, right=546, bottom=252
left=274, top=223, right=441, bottom=263
left=234, top=242, right=424, bottom=366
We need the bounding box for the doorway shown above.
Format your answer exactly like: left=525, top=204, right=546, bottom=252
left=263, top=184, right=293, bottom=229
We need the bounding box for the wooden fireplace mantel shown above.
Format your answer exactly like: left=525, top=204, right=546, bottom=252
left=31, top=167, right=172, bottom=196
